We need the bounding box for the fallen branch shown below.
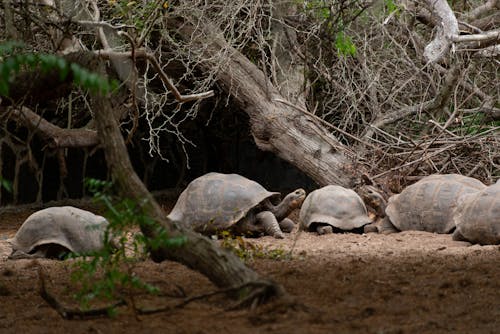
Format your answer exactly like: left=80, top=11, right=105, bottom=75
left=473, top=44, right=500, bottom=58
left=452, top=29, right=500, bottom=43
left=465, top=0, right=499, bottom=21
left=38, top=260, right=288, bottom=319
left=38, top=264, right=126, bottom=319
left=138, top=279, right=289, bottom=315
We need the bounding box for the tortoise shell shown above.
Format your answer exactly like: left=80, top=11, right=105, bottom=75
left=168, top=173, right=281, bottom=234
left=10, top=206, right=109, bottom=258
left=299, top=185, right=371, bottom=231
left=386, top=174, right=486, bottom=233
left=453, top=180, right=500, bottom=245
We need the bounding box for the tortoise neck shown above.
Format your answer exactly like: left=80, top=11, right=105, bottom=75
left=270, top=193, right=296, bottom=221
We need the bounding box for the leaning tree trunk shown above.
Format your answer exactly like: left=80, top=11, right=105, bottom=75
left=90, top=80, right=284, bottom=302
left=170, top=17, right=366, bottom=188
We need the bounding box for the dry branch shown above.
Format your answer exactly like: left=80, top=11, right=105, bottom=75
left=94, top=49, right=215, bottom=103
left=465, top=0, right=499, bottom=21
left=38, top=264, right=126, bottom=319
left=422, top=0, right=459, bottom=63
left=7, top=106, right=99, bottom=148
left=452, top=29, right=500, bottom=43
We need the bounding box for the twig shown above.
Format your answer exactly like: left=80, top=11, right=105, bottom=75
left=37, top=264, right=126, bottom=319
left=138, top=279, right=287, bottom=315
left=94, top=49, right=215, bottom=102
left=76, top=20, right=135, bottom=30
left=273, top=98, right=376, bottom=149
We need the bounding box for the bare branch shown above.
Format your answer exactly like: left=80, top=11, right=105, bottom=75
left=452, top=29, right=500, bottom=43
left=94, top=49, right=215, bottom=102
left=422, top=0, right=459, bottom=63
left=465, top=0, right=499, bottom=21
left=364, top=66, right=460, bottom=138
left=6, top=106, right=99, bottom=148
left=473, top=44, right=500, bottom=58
left=76, top=20, right=135, bottom=30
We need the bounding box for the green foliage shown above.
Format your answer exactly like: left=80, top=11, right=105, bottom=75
left=460, top=113, right=500, bottom=136
left=385, top=0, right=399, bottom=14
left=71, top=178, right=185, bottom=310
left=335, top=31, right=357, bottom=57
left=219, top=231, right=291, bottom=262
left=297, top=1, right=357, bottom=57
left=301, top=0, right=331, bottom=20
left=0, top=42, right=118, bottom=96
left=0, top=177, right=12, bottom=193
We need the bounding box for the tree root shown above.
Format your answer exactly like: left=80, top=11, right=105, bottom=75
left=139, top=279, right=290, bottom=315
left=37, top=265, right=125, bottom=319
left=38, top=263, right=296, bottom=319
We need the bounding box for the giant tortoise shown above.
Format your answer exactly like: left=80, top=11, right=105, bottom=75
left=361, top=174, right=486, bottom=234
left=167, top=173, right=306, bottom=238
left=452, top=180, right=500, bottom=245
left=299, top=185, right=372, bottom=234
left=9, top=206, right=109, bottom=259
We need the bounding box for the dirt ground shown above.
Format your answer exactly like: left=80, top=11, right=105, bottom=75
left=0, top=204, right=499, bottom=334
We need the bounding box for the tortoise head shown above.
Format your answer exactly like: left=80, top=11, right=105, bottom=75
left=286, top=188, right=307, bottom=209
left=357, top=185, right=387, bottom=218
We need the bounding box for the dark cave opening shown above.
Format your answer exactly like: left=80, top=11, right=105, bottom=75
left=1, top=103, right=316, bottom=205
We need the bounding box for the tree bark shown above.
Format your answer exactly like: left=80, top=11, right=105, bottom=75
left=422, top=0, right=459, bottom=63
left=8, top=106, right=98, bottom=148
left=90, top=75, right=284, bottom=302
left=170, top=17, right=366, bottom=188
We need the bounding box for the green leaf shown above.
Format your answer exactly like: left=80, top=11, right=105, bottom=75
left=0, top=177, right=12, bottom=192
left=335, top=31, right=357, bottom=57
left=57, top=58, right=69, bottom=80
left=24, top=54, right=38, bottom=66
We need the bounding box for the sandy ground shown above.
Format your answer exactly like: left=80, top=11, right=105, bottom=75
left=0, top=206, right=499, bottom=333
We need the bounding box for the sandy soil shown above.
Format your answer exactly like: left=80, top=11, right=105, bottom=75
left=0, top=206, right=499, bottom=333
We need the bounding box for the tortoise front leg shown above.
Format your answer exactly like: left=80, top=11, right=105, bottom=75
left=316, top=225, right=333, bottom=235
left=378, top=217, right=400, bottom=234
left=278, top=218, right=296, bottom=233
left=256, top=211, right=284, bottom=239
left=452, top=229, right=467, bottom=242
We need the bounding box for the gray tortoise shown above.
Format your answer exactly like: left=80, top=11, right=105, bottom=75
left=299, top=185, right=372, bottom=234
left=9, top=206, right=109, bottom=259
left=453, top=180, right=500, bottom=245
left=362, top=174, right=486, bottom=234
left=168, top=173, right=306, bottom=238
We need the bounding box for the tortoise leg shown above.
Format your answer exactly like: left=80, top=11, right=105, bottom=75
left=316, top=225, right=333, bottom=235
left=256, top=211, right=284, bottom=239
left=452, top=229, right=467, bottom=242
left=279, top=218, right=295, bottom=233
left=363, top=222, right=379, bottom=233
left=378, top=217, right=399, bottom=234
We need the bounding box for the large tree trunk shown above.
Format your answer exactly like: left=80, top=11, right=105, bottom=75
left=90, top=78, right=284, bottom=303
left=171, top=17, right=366, bottom=188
